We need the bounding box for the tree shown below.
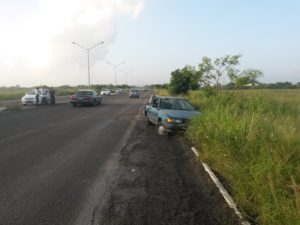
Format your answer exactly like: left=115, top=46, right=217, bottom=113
left=199, top=55, right=241, bottom=87
left=228, top=68, right=263, bottom=87
left=169, top=65, right=200, bottom=94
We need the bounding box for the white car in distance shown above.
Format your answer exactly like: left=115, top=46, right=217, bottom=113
left=100, top=89, right=112, bottom=96
left=21, top=89, right=51, bottom=105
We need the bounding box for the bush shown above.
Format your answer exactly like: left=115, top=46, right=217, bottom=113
left=169, top=66, right=199, bottom=94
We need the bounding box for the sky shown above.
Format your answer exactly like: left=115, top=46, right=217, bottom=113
left=0, top=0, right=299, bottom=87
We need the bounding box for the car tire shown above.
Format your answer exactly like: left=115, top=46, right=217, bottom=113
left=156, top=122, right=167, bottom=136
left=72, top=103, right=77, bottom=107
left=93, top=100, right=97, bottom=106
left=145, top=116, right=152, bottom=125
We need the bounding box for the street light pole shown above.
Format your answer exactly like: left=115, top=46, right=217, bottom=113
left=72, top=41, right=104, bottom=87
left=120, top=69, right=134, bottom=87
left=87, top=50, right=90, bottom=86
left=106, top=61, right=125, bottom=87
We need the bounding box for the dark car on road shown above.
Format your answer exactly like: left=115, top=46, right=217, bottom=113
left=70, top=89, right=102, bottom=106
left=129, top=89, right=140, bottom=98
left=144, top=95, right=200, bottom=135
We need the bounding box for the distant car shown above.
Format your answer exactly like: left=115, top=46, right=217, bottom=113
left=129, top=89, right=139, bottom=98
left=70, top=90, right=102, bottom=106
left=115, top=89, right=123, bottom=95
left=100, top=89, right=112, bottom=96
left=144, top=95, right=200, bottom=135
left=21, top=89, right=51, bottom=105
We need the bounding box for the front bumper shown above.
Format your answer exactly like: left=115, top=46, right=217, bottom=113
left=22, top=99, right=37, bottom=105
left=162, top=122, right=188, bottom=132
left=129, top=94, right=139, bottom=98
left=70, top=100, right=94, bottom=105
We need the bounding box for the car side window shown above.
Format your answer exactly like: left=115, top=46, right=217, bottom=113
left=148, top=96, right=153, bottom=105
left=152, top=97, right=158, bottom=108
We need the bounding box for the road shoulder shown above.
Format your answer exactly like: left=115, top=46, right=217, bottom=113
left=95, top=120, right=242, bottom=225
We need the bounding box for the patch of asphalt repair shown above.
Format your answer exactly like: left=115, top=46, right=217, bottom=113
left=88, top=119, right=242, bottom=225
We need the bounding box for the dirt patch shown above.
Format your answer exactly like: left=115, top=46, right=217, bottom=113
left=96, top=121, right=242, bottom=225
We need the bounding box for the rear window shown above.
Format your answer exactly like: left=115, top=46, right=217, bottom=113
left=159, top=98, right=194, bottom=110
left=76, top=91, right=93, bottom=96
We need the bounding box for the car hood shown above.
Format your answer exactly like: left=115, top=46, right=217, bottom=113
left=22, top=93, right=47, bottom=98
left=161, top=109, right=200, bottom=119
left=22, top=94, right=35, bottom=98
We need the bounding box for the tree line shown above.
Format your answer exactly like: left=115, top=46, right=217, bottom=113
left=167, top=54, right=299, bottom=94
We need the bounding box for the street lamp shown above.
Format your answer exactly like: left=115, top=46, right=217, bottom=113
left=106, top=61, right=125, bottom=87
left=72, top=41, right=104, bottom=87
left=120, top=68, right=134, bottom=86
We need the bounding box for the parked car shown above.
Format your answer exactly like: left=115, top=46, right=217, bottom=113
left=70, top=90, right=102, bottom=106
left=129, top=89, right=139, bottom=98
left=144, top=95, right=200, bottom=135
left=21, top=88, right=51, bottom=105
left=100, top=89, right=112, bottom=96
left=115, top=89, right=123, bottom=95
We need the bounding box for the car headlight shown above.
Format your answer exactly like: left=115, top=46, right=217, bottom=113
left=165, top=118, right=183, bottom=124
left=165, top=118, right=174, bottom=123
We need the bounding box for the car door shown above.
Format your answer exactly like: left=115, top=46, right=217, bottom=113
left=94, top=91, right=99, bottom=102
left=147, top=96, right=159, bottom=124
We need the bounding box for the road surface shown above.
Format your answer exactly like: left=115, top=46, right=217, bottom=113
left=0, top=94, right=241, bottom=225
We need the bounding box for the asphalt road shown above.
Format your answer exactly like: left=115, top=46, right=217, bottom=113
left=0, top=94, right=241, bottom=225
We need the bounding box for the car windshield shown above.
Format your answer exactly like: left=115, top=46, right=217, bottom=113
left=159, top=98, right=194, bottom=111
left=27, top=90, right=36, bottom=95
left=77, top=91, right=93, bottom=96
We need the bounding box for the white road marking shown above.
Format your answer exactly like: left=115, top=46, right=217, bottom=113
left=191, top=147, right=251, bottom=225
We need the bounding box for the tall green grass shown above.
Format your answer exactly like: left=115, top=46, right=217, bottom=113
left=186, top=90, right=300, bottom=225
left=0, top=86, right=81, bottom=101
left=0, top=88, right=30, bottom=101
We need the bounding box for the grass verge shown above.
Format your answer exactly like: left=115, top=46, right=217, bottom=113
left=186, top=90, right=300, bottom=225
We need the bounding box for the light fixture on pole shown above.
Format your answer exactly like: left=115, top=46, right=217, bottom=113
left=106, top=61, right=125, bottom=87
left=72, top=41, right=104, bottom=87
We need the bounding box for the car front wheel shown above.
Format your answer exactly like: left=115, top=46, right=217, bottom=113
left=156, top=122, right=167, bottom=136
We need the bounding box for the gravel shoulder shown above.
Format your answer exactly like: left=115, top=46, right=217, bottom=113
left=94, top=119, right=241, bottom=225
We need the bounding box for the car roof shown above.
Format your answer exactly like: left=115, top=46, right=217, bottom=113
left=154, top=95, right=185, bottom=99
left=77, top=89, right=94, bottom=92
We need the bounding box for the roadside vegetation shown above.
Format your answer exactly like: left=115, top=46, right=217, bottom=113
left=186, top=89, right=300, bottom=225
left=156, top=54, right=300, bottom=225
left=155, top=88, right=300, bottom=225
left=0, top=87, right=30, bottom=101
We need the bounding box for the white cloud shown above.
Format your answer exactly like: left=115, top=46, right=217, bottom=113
left=0, top=0, right=144, bottom=86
